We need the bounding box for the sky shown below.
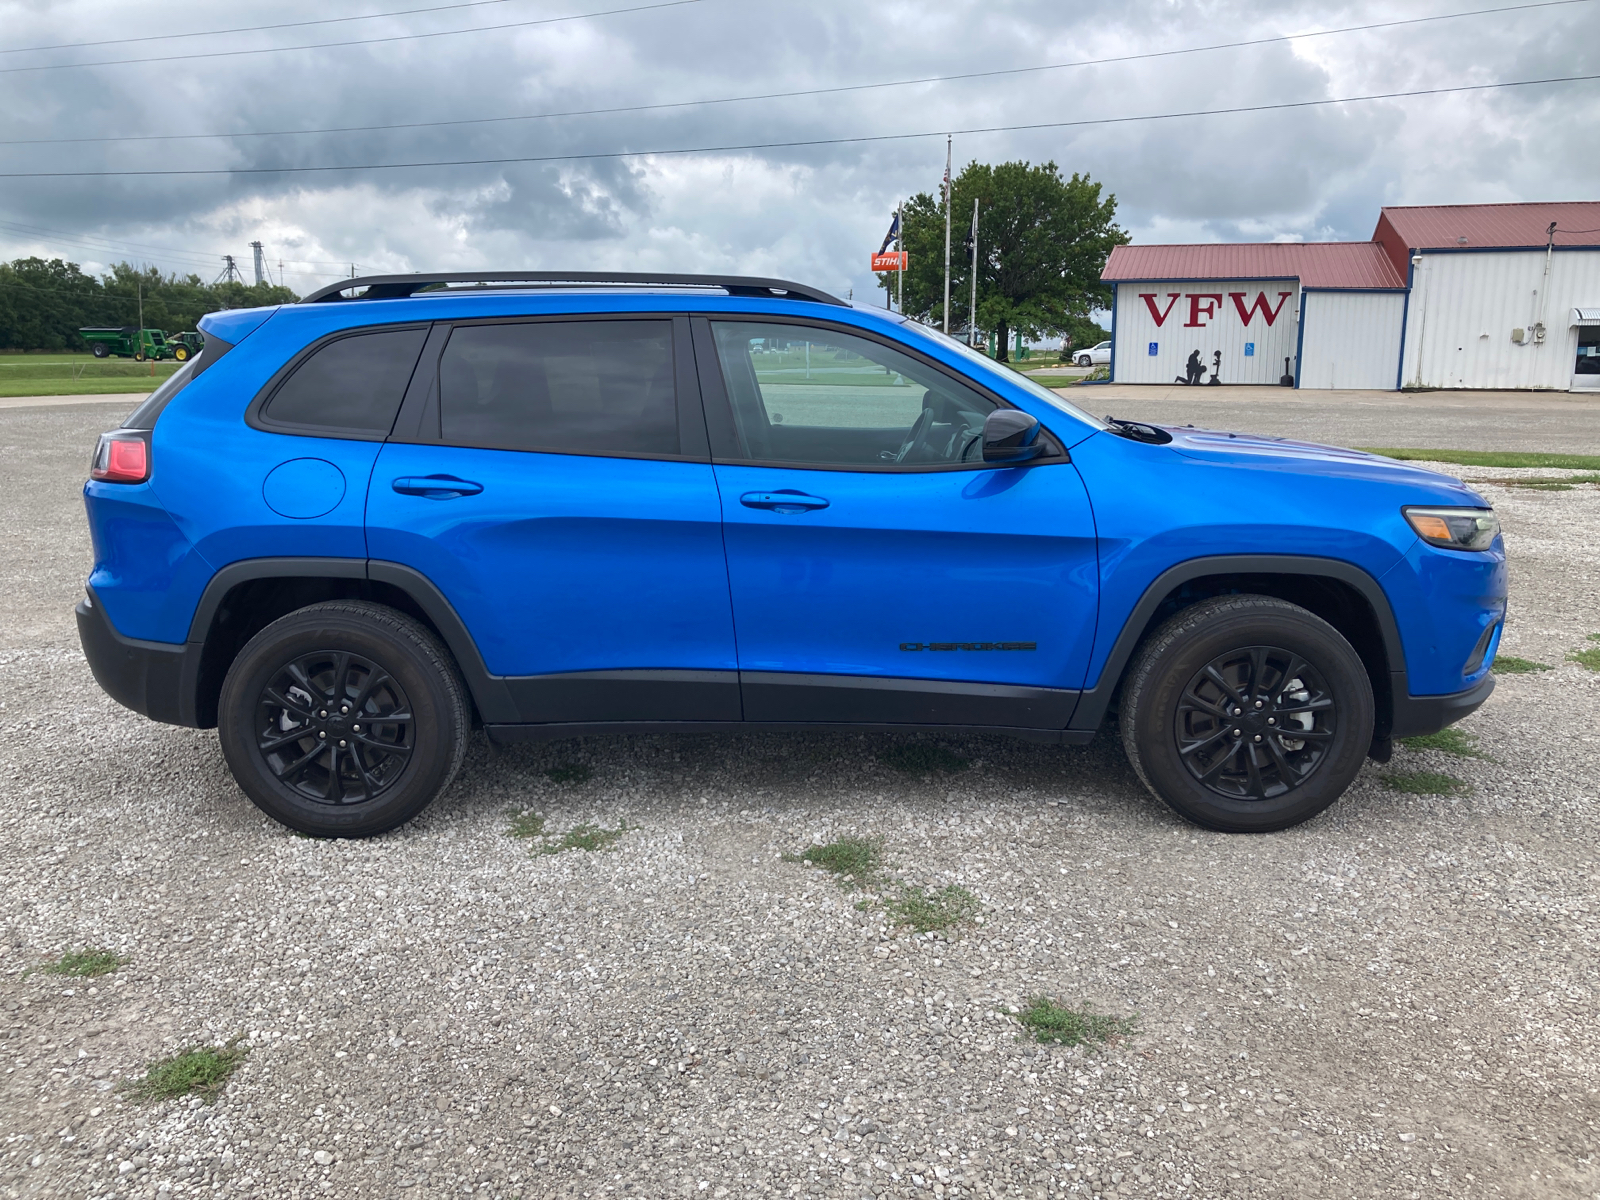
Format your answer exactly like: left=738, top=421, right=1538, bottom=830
left=1, top=0, right=1598, bottom=305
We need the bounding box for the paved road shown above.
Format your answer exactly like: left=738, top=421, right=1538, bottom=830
left=1058, top=384, right=1600, bottom=455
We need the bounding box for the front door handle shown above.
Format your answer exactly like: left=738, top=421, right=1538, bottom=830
left=740, top=490, right=829, bottom=514
left=392, top=475, right=484, bottom=500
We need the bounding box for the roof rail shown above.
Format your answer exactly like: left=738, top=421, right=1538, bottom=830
left=300, top=271, right=847, bottom=307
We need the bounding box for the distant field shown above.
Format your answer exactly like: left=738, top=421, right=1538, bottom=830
left=0, top=354, right=175, bottom=397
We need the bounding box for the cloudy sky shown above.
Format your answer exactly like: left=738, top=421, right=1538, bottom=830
left=1, top=0, right=1597, bottom=302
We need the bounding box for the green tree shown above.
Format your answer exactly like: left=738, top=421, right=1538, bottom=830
left=879, top=160, right=1127, bottom=361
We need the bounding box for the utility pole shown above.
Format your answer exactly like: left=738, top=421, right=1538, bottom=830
left=895, top=201, right=904, bottom=315
left=137, top=280, right=143, bottom=334
left=969, top=197, right=979, bottom=347
left=941, top=135, right=952, bottom=335
left=250, top=241, right=266, bottom=287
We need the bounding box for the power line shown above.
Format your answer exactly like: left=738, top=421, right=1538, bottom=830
left=0, top=0, right=708, bottom=75
left=2, top=0, right=562, bottom=56
left=0, top=0, right=1585, bottom=144
left=0, top=218, right=365, bottom=277
left=2, top=71, right=1596, bottom=180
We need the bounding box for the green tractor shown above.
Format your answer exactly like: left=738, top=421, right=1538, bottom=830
left=167, top=331, right=204, bottom=362
left=79, top=327, right=178, bottom=362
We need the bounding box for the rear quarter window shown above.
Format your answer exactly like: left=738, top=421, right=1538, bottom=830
left=257, top=325, right=429, bottom=438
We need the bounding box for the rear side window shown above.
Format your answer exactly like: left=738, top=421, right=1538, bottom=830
left=438, top=320, right=677, bottom=457
left=263, top=326, right=428, bottom=435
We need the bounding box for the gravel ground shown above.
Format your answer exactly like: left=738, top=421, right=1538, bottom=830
left=3, top=405, right=1599, bottom=1200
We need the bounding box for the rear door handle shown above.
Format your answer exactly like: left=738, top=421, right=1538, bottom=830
left=739, top=490, right=829, bottom=513
left=392, top=475, right=484, bottom=499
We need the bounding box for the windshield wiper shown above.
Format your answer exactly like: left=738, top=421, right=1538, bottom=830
left=1104, top=417, right=1173, bottom=445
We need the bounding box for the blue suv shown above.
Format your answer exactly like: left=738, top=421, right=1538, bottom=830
left=76, top=272, right=1506, bottom=838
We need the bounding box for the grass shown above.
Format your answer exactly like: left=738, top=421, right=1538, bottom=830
left=506, top=811, right=546, bottom=839
left=544, top=763, right=592, bottom=785
left=127, top=1038, right=248, bottom=1104
left=1017, top=997, right=1136, bottom=1048
left=536, top=821, right=631, bottom=855
left=0, top=354, right=181, bottom=397
left=36, top=948, right=123, bottom=978
left=1464, top=474, right=1600, bottom=491
left=1493, top=655, right=1552, bottom=674
left=1398, top=727, right=1493, bottom=760
left=887, top=884, right=980, bottom=933
left=878, top=742, right=969, bottom=774
left=1382, top=770, right=1473, bottom=797
left=782, top=835, right=883, bottom=885
left=1357, top=448, right=1600, bottom=470
left=1569, top=634, right=1600, bottom=671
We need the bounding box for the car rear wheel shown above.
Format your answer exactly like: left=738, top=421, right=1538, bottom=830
left=218, top=601, right=469, bottom=837
left=1119, top=595, right=1373, bottom=832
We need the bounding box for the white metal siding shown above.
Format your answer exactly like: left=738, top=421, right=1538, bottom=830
left=1113, top=281, right=1299, bottom=384
left=1399, top=249, right=1600, bottom=389
left=1297, top=291, right=1406, bottom=389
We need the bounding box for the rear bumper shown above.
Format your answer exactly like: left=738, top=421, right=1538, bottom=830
left=76, top=589, right=200, bottom=727
left=1388, top=672, right=1495, bottom=740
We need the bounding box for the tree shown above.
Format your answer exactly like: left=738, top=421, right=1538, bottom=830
left=879, top=160, right=1127, bottom=361
left=0, top=258, right=299, bottom=351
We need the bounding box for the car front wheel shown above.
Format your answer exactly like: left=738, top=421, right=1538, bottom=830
left=218, top=601, right=469, bottom=837
left=1119, top=595, right=1374, bottom=832
left=1077, top=354, right=1092, bottom=367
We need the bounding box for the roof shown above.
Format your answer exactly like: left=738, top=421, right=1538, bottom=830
left=1375, top=202, right=1600, bottom=251
left=1101, top=242, right=1405, bottom=289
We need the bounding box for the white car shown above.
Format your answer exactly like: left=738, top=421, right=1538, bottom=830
left=1075, top=340, right=1112, bottom=367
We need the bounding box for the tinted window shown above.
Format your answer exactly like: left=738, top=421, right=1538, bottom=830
left=264, top=327, right=428, bottom=434
left=709, top=321, right=997, bottom=467
left=439, top=320, right=677, bottom=456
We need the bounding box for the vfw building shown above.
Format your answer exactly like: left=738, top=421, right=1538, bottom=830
left=1102, top=200, right=1600, bottom=391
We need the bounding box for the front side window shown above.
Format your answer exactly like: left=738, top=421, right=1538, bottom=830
left=439, top=320, right=677, bottom=456
left=709, top=321, right=998, bottom=468
left=264, top=326, right=428, bottom=435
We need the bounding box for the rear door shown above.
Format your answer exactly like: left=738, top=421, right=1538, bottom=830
left=366, top=315, right=739, bottom=725
left=695, top=317, right=1099, bottom=729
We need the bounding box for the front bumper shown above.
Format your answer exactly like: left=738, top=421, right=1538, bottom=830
left=76, top=589, right=200, bottom=727
left=1388, top=672, right=1495, bottom=740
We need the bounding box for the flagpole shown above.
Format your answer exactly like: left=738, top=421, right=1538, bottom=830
left=942, top=135, right=952, bottom=335
left=895, top=201, right=903, bottom=315
left=969, top=197, right=979, bottom=347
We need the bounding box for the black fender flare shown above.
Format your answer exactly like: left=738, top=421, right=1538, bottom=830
left=185, top=556, right=517, bottom=725
left=1067, top=554, right=1407, bottom=733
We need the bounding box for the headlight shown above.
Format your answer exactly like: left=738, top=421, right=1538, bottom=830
left=1403, top=506, right=1500, bottom=551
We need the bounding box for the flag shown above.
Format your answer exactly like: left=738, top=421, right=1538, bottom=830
left=877, top=212, right=900, bottom=255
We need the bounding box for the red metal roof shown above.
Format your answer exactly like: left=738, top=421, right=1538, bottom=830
left=1101, top=242, right=1404, bottom=289
left=1375, top=201, right=1600, bottom=251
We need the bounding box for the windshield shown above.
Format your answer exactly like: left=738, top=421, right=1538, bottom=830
left=894, top=319, right=1107, bottom=431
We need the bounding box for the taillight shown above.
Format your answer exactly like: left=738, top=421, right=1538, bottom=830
left=90, top=430, right=151, bottom=483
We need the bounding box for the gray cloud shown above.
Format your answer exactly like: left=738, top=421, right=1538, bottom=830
left=1, top=0, right=1595, bottom=300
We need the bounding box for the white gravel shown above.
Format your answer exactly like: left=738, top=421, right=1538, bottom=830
left=2, top=413, right=1598, bottom=1200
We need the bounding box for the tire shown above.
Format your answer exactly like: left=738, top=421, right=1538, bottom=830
left=173, top=346, right=189, bottom=361
left=1119, top=595, right=1374, bottom=833
left=133, top=351, right=146, bottom=362
left=91, top=342, right=109, bottom=358
left=1077, top=354, right=1092, bottom=367
left=217, top=601, right=469, bottom=837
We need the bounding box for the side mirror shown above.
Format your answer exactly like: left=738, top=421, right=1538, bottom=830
left=982, top=409, right=1045, bottom=463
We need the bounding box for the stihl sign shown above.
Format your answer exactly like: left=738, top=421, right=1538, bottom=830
left=1139, top=290, right=1294, bottom=328
left=871, top=251, right=908, bottom=272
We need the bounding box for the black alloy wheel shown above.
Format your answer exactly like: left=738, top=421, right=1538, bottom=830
left=254, top=650, right=415, bottom=805
left=1174, top=646, right=1336, bottom=801
left=218, top=601, right=469, bottom=837
left=1120, top=595, right=1373, bottom=832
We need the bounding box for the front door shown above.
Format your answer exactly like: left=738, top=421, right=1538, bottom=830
left=367, top=315, right=739, bottom=724
left=694, top=318, right=1099, bottom=729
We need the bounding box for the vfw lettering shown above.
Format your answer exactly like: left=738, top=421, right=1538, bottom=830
left=1139, top=291, right=1293, bottom=328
